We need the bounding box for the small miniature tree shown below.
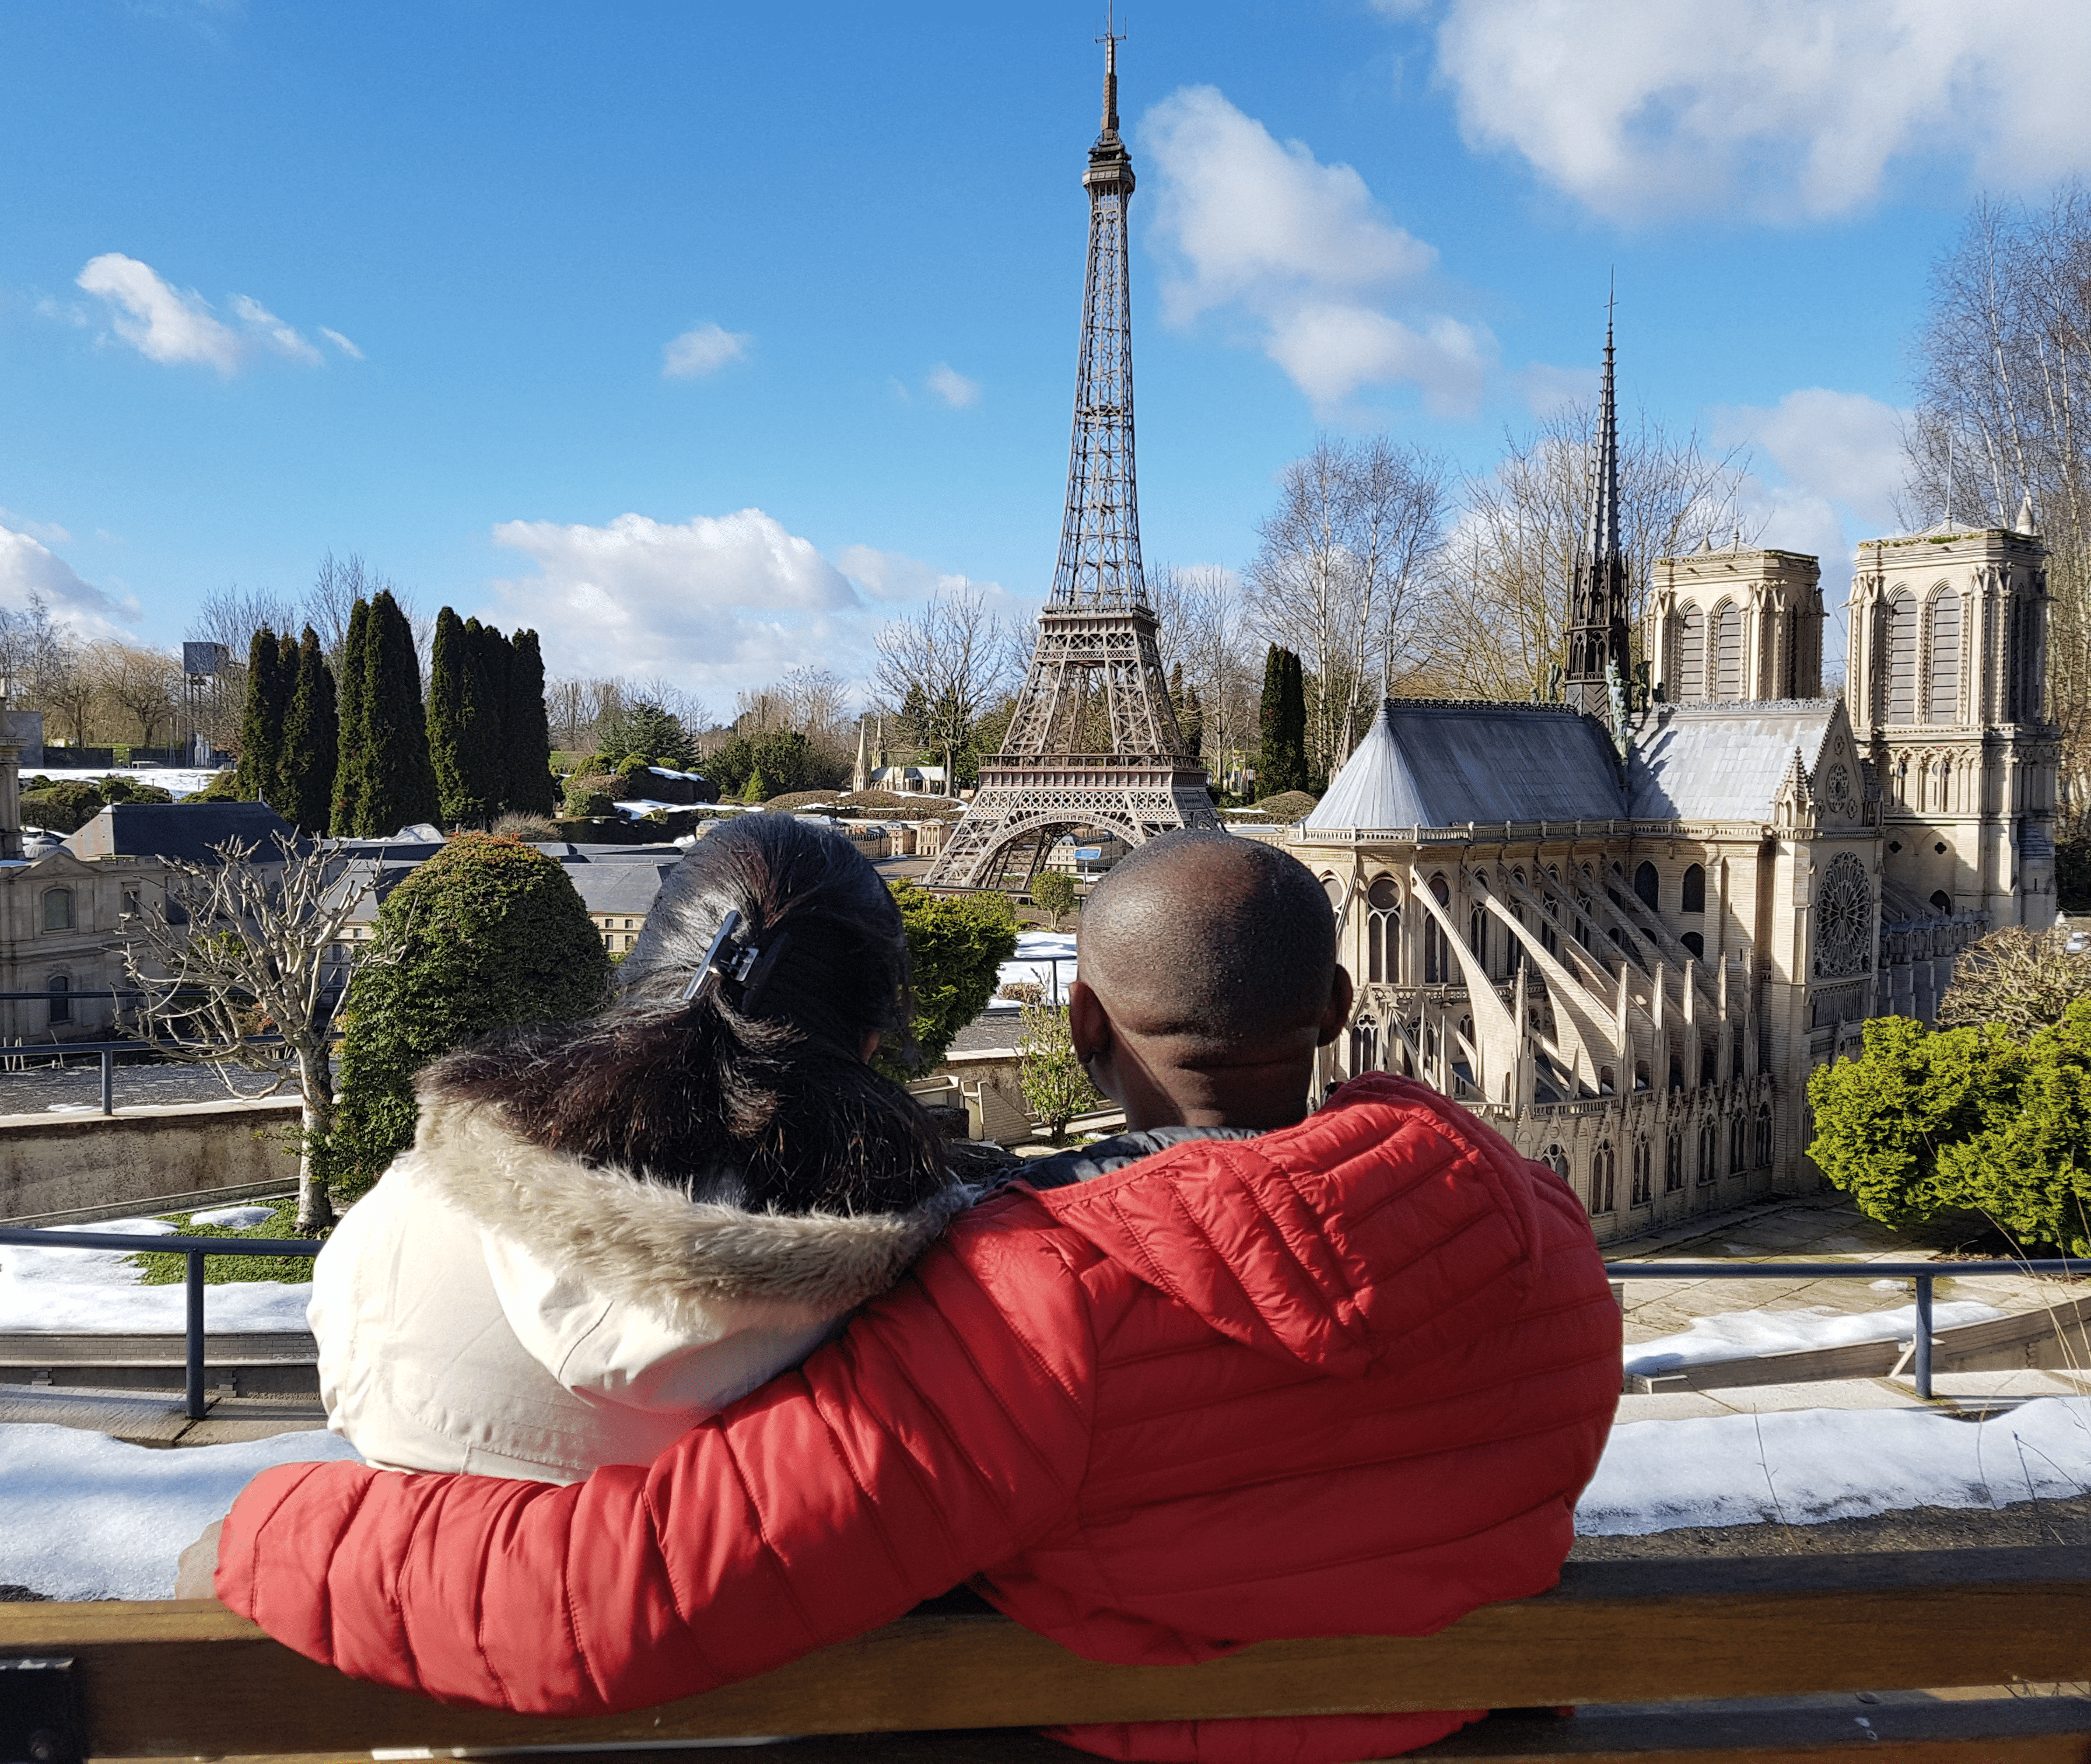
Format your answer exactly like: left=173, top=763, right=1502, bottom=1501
left=505, top=629, right=559, bottom=816
left=234, top=628, right=292, bottom=803
left=878, top=881, right=1017, bottom=1076
left=122, top=834, right=383, bottom=1231
left=1017, top=1000, right=1102, bottom=1140
left=331, top=597, right=372, bottom=834
left=743, top=765, right=771, bottom=804
left=1938, top=926, right=2091, bottom=1034
left=275, top=627, right=338, bottom=835
left=1031, top=869, right=1077, bottom=927
left=326, top=834, right=611, bottom=1199
left=341, top=590, right=440, bottom=835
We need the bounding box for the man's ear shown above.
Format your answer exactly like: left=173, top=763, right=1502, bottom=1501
left=1315, top=965, right=1354, bottom=1049
left=1068, top=979, right=1111, bottom=1067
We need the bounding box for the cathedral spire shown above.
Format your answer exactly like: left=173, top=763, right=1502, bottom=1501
left=1565, top=293, right=1631, bottom=720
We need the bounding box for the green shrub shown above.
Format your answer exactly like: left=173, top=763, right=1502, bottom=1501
left=1807, top=1001, right=2091, bottom=1252
left=875, top=882, right=1017, bottom=1077
left=130, top=1200, right=316, bottom=1286
left=1031, top=870, right=1078, bottom=925
left=563, top=774, right=619, bottom=818
left=20, top=779, right=107, bottom=833
left=179, top=768, right=248, bottom=803
left=1017, top=1001, right=1102, bottom=1140
left=324, top=834, right=611, bottom=1201
left=96, top=776, right=173, bottom=805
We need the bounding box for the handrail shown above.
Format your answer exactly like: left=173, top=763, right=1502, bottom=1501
left=1604, top=1256, right=2091, bottom=1399
left=0, top=1226, right=323, bottom=1420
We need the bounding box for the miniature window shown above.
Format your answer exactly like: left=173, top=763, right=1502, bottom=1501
left=1598, top=1065, right=1616, bottom=1096
left=1664, top=1132, right=1684, bottom=1192
left=1543, top=1144, right=1570, bottom=1182
left=1681, top=864, right=1705, bottom=914
left=1927, top=587, right=1962, bottom=722
left=1697, top=1121, right=1717, bottom=1184
left=1681, top=930, right=1705, bottom=959
left=1350, top=1019, right=1379, bottom=1075
left=1676, top=603, right=1705, bottom=700
left=1366, top=876, right=1400, bottom=985
left=1754, top=1104, right=1773, bottom=1168
left=46, top=974, right=70, bottom=1026
left=1630, top=1138, right=1653, bottom=1207
left=1728, top=1113, right=1747, bottom=1175
left=1930, top=890, right=1952, bottom=914
left=1714, top=601, right=1743, bottom=699
left=1883, top=589, right=1918, bottom=722
left=1467, top=906, right=1488, bottom=968
left=1633, top=862, right=1659, bottom=911
left=42, top=888, right=73, bottom=932
left=1591, top=1142, right=1617, bottom=1214
left=1424, top=875, right=1452, bottom=984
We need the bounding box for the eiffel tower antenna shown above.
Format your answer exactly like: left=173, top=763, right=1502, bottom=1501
left=927, top=24, right=1217, bottom=890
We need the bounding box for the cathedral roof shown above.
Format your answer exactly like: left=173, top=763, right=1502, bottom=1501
left=1304, top=701, right=1626, bottom=831
left=1626, top=701, right=1843, bottom=821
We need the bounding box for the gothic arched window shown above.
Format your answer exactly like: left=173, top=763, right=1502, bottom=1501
left=1884, top=588, right=1918, bottom=722
left=1350, top=1018, right=1379, bottom=1076
left=1630, top=1136, right=1653, bottom=1207
left=1812, top=852, right=1872, bottom=978
left=1676, top=601, right=1705, bottom=699
left=1714, top=601, right=1743, bottom=699
left=1424, top=874, right=1452, bottom=983
left=1365, top=875, right=1400, bottom=984
left=1591, top=1141, right=1617, bottom=1214
left=1663, top=1131, right=1683, bottom=1192
left=1729, top=1112, right=1747, bottom=1174
left=1634, top=861, right=1659, bottom=911
left=1543, top=1143, right=1570, bottom=1182
left=1754, top=1102, right=1773, bottom=1168
left=1682, top=863, right=1705, bottom=914
left=1927, top=587, right=1962, bottom=722
left=1697, top=1120, right=1717, bottom=1184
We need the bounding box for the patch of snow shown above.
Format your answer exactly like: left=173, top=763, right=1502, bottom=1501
left=0, top=1424, right=360, bottom=1599
left=1580, top=1396, right=2091, bottom=1535
left=1624, top=1301, right=2004, bottom=1374
left=614, top=797, right=682, bottom=817
left=1869, top=1278, right=1909, bottom=1293
left=30, top=766, right=224, bottom=801
left=188, top=1205, right=275, bottom=1228
left=0, top=1212, right=313, bottom=1334
left=994, top=931, right=1080, bottom=1003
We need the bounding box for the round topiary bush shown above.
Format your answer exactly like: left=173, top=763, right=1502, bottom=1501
left=325, top=833, right=611, bottom=1201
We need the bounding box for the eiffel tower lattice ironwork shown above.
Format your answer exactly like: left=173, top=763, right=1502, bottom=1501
left=928, top=29, right=1217, bottom=889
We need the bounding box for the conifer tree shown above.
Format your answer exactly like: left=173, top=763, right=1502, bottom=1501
left=504, top=629, right=558, bottom=816
left=276, top=627, right=338, bottom=835
left=235, top=628, right=292, bottom=803
left=332, top=598, right=372, bottom=835
left=349, top=590, right=441, bottom=834
left=465, top=618, right=510, bottom=813
left=427, top=608, right=480, bottom=827
left=1258, top=645, right=1309, bottom=798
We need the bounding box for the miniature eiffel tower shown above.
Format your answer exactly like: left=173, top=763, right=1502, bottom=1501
left=928, top=29, right=1216, bottom=889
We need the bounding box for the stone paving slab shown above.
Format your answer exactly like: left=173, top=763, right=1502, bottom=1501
left=0, top=1381, right=325, bottom=1446
left=1613, top=1368, right=2091, bottom=1425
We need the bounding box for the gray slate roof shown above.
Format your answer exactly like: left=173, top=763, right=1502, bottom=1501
left=1305, top=702, right=1626, bottom=831
left=65, top=801, right=300, bottom=862
left=568, top=862, right=678, bottom=916
left=1627, top=701, right=1840, bottom=821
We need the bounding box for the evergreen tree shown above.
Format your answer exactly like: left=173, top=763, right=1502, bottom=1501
left=351, top=590, right=442, bottom=834
left=504, top=629, right=558, bottom=815
left=276, top=627, right=338, bottom=835
left=331, top=598, right=372, bottom=835
left=1258, top=645, right=1309, bottom=797
left=427, top=608, right=499, bottom=827
left=466, top=619, right=512, bottom=814
left=235, top=628, right=292, bottom=803
left=325, top=834, right=611, bottom=1200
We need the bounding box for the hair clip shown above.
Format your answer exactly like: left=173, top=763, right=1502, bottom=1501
left=681, top=908, right=748, bottom=1006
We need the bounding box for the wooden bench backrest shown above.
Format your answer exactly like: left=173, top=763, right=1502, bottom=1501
left=2, top=1548, right=2089, bottom=1758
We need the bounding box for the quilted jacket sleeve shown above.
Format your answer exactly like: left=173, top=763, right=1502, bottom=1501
left=216, top=1222, right=1097, bottom=1715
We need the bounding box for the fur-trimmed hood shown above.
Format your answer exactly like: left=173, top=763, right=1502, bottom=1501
left=410, top=1093, right=974, bottom=1335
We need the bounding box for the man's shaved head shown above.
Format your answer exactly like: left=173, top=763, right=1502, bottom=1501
left=1080, top=831, right=1337, bottom=1056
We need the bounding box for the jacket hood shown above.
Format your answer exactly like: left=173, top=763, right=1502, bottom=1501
left=1031, top=1074, right=1546, bottom=1377
left=409, top=1093, right=972, bottom=1335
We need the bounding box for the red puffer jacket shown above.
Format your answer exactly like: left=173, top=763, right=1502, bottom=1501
left=218, top=1076, right=1620, bottom=1764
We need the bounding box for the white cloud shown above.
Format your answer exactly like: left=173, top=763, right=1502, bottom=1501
left=926, top=363, right=980, bottom=408
left=662, top=322, right=751, bottom=379
left=0, top=526, right=139, bottom=640
left=1515, top=361, right=1599, bottom=418
left=1717, top=388, right=1908, bottom=532
left=1139, top=86, right=1490, bottom=414
left=74, top=254, right=341, bottom=373
left=77, top=254, right=243, bottom=373
left=230, top=294, right=321, bottom=365
left=320, top=326, right=365, bottom=360
left=1423, top=0, right=2091, bottom=221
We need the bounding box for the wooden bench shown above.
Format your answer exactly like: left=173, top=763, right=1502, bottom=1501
left=4, top=1548, right=2090, bottom=1762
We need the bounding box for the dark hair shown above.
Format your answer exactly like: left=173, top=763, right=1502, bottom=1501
left=423, top=815, right=950, bottom=1214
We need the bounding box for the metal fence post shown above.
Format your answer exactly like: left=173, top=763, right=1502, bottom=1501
left=185, top=1250, right=206, bottom=1422
left=99, top=1049, right=113, bottom=1116
left=1914, top=1274, right=1934, bottom=1401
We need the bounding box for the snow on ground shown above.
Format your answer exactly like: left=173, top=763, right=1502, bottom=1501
left=188, top=1205, right=276, bottom=1228
left=1623, top=1300, right=2005, bottom=1375
left=30, top=766, right=223, bottom=800
left=0, top=1424, right=360, bottom=1599
left=1580, top=1396, right=2091, bottom=1534
left=995, top=931, right=1078, bottom=1004
left=0, top=1214, right=313, bottom=1333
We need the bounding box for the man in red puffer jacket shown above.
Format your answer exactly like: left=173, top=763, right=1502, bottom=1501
left=212, top=832, right=1621, bottom=1764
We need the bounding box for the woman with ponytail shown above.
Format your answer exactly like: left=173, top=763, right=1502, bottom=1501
left=306, top=814, right=972, bottom=1485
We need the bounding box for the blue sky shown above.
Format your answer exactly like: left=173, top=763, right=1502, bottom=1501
left=3, top=0, right=2088, bottom=710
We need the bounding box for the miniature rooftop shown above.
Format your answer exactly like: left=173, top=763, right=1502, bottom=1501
left=1627, top=701, right=1843, bottom=822
left=63, top=801, right=300, bottom=863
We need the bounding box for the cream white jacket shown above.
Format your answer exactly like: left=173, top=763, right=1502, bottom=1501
left=309, top=1096, right=967, bottom=1486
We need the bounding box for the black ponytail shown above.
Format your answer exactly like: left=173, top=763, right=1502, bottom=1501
left=422, top=815, right=952, bottom=1215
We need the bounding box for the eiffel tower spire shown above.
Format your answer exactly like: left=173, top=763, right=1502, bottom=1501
left=926, top=25, right=1217, bottom=890
left=1565, top=291, right=1630, bottom=721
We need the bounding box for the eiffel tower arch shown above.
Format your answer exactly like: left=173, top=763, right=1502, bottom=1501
left=929, top=31, right=1217, bottom=890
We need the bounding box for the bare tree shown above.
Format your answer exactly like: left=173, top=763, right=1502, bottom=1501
left=86, top=643, right=184, bottom=747
left=1903, top=188, right=2091, bottom=819
left=1247, top=437, right=1452, bottom=780
left=1423, top=408, right=1754, bottom=702
left=872, top=584, right=1013, bottom=787
left=121, top=836, right=387, bottom=1231
left=0, top=594, right=83, bottom=748
left=1152, top=564, right=1256, bottom=791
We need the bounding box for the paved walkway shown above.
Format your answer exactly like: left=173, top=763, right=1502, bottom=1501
left=0, top=1384, right=325, bottom=1447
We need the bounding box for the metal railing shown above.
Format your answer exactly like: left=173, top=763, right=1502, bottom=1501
left=0, top=1226, right=323, bottom=1419
left=1607, top=1258, right=2091, bottom=1399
